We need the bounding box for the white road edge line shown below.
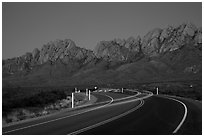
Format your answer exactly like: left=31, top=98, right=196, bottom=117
left=68, top=91, right=153, bottom=135
left=162, top=96, right=188, bottom=134
left=3, top=90, right=149, bottom=134
left=69, top=99, right=145, bottom=135
left=69, top=90, right=140, bottom=110
left=3, top=94, right=114, bottom=134
left=93, top=91, right=141, bottom=106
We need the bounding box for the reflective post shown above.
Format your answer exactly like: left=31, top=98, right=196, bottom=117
left=71, top=93, right=74, bottom=108
left=88, top=90, right=91, bottom=100
left=156, top=87, right=159, bottom=95
left=86, top=88, right=88, bottom=96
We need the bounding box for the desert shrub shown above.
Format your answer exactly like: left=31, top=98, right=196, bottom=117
left=2, top=89, right=67, bottom=114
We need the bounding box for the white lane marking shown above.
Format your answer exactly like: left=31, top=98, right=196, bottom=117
left=2, top=93, right=108, bottom=129
left=3, top=91, right=140, bottom=132
left=162, top=94, right=202, bottom=103
left=3, top=94, right=114, bottom=134
left=3, top=89, right=150, bottom=134
left=72, top=91, right=140, bottom=110
left=106, top=92, right=152, bottom=108
left=161, top=96, right=188, bottom=134
left=72, top=90, right=140, bottom=109
left=69, top=91, right=154, bottom=135
left=69, top=99, right=145, bottom=135
left=111, top=91, right=141, bottom=102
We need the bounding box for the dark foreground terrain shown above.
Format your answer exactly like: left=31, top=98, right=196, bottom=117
left=2, top=90, right=201, bottom=135
left=3, top=79, right=201, bottom=124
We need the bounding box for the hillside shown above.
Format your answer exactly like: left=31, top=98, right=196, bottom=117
left=3, top=23, right=202, bottom=87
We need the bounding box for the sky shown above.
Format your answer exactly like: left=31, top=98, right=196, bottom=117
left=2, top=2, right=202, bottom=59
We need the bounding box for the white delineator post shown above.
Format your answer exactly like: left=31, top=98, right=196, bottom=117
left=122, top=88, right=123, bottom=93
left=156, top=87, right=159, bottom=95
left=88, top=90, right=91, bottom=100
left=86, top=88, right=88, bottom=96
left=71, top=93, right=74, bottom=108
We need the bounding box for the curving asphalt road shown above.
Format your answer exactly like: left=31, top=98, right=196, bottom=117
left=2, top=90, right=202, bottom=135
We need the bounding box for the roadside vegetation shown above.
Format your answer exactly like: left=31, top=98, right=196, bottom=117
left=99, top=80, right=202, bottom=101
left=137, top=80, right=202, bottom=101
left=2, top=81, right=201, bottom=125
left=2, top=87, right=87, bottom=125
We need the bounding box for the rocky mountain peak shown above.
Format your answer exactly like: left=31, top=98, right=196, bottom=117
left=182, top=22, right=197, bottom=36
left=94, top=36, right=143, bottom=62
left=3, top=39, right=95, bottom=75
left=38, top=39, right=78, bottom=64
left=141, top=23, right=202, bottom=57
left=32, top=48, right=40, bottom=60
left=2, top=23, right=202, bottom=86
left=125, top=36, right=141, bottom=51
left=94, top=40, right=127, bottom=61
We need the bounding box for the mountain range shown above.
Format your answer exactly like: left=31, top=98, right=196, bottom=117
left=3, top=23, right=202, bottom=88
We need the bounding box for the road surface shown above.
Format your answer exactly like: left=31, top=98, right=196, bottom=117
left=2, top=90, right=201, bottom=135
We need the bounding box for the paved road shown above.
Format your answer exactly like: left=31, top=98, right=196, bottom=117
left=2, top=90, right=201, bottom=135
left=2, top=91, right=143, bottom=135
left=81, top=95, right=201, bottom=135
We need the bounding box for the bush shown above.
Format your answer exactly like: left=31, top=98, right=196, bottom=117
left=3, top=89, right=67, bottom=114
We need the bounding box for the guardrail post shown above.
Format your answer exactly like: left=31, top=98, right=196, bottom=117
left=71, top=92, right=74, bottom=108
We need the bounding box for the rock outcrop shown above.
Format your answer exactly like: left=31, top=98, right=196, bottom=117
left=194, top=27, right=202, bottom=45
left=3, top=39, right=96, bottom=75
left=94, top=40, right=128, bottom=62
left=32, top=48, right=40, bottom=62
left=94, top=36, right=142, bottom=62
left=2, top=22, right=202, bottom=87
left=141, top=28, right=162, bottom=56
left=141, top=23, right=202, bottom=57
left=125, top=36, right=141, bottom=52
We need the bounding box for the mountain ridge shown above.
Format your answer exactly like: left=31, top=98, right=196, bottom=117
left=3, top=22, right=202, bottom=87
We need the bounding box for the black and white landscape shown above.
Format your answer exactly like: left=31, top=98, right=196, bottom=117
left=2, top=2, right=202, bottom=135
